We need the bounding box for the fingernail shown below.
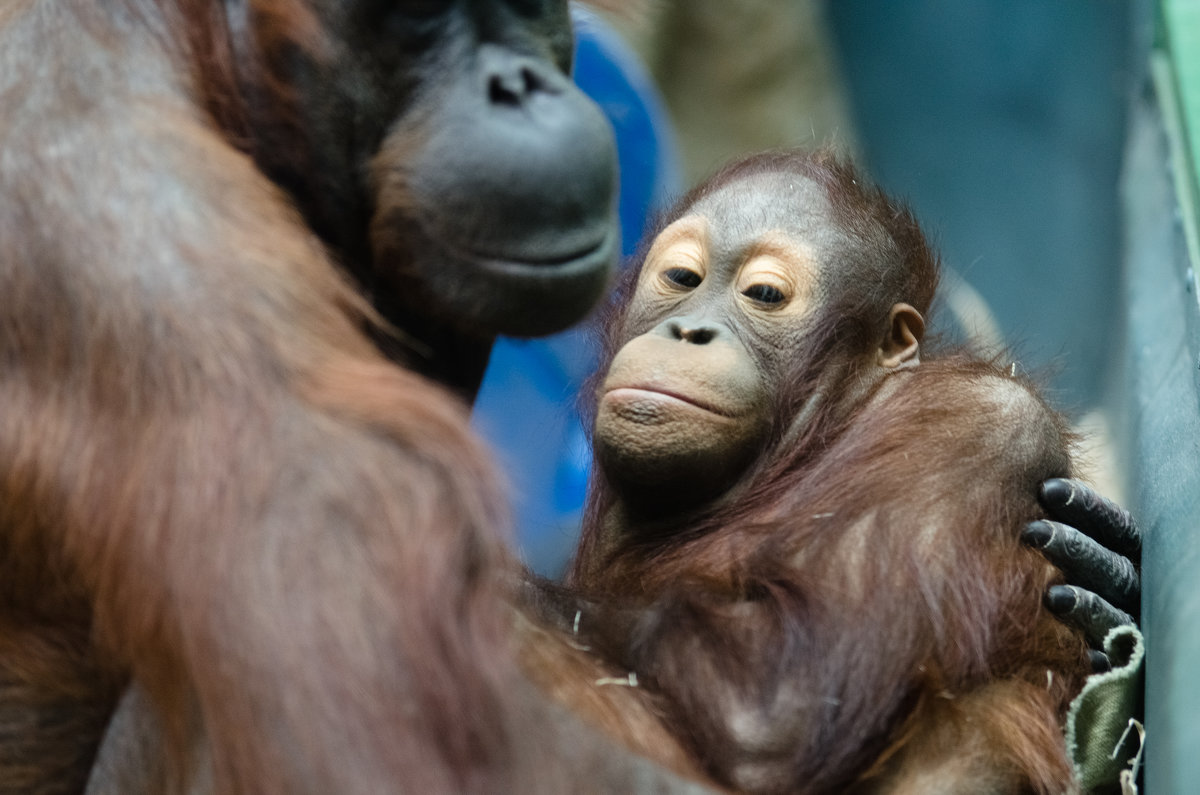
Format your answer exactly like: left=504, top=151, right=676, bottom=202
left=1045, top=585, right=1077, bottom=613
left=1022, top=520, right=1053, bottom=548
left=1040, top=478, right=1072, bottom=506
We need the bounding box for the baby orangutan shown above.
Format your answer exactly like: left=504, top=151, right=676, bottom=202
left=538, top=150, right=1109, bottom=794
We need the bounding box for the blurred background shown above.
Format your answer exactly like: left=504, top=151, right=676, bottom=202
left=473, top=0, right=1140, bottom=577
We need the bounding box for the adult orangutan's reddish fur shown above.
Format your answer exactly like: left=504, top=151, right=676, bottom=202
left=554, top=151, right=1092, bottom=794
left=0, top=1, right=712, bottom=793
left=0, top=85, right=516, bottom=795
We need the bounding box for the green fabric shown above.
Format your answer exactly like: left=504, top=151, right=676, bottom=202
left=1066, top=625, right=1145, bottom=794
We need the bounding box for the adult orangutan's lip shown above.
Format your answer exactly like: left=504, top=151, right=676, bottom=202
left=415, top=204, right=615, bottom=271
left=603, top=386, right=735, bottom=418
left=384, top=214, right=616, bottom=337
left=444, top=232, right=611, bottom=271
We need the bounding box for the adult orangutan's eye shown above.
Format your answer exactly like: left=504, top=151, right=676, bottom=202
left=663, top=267, right=702, bottom=289
left=743, top=284, right=786, bottom=304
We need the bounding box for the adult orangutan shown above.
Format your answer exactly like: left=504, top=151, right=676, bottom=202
left=535, top=149, right=1141, bottom=794
left=0, top=1, right=726, bottom=793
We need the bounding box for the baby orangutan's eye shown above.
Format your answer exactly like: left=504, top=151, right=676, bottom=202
left=663, top=267, right=702, bottom=289
left=743, top=284, right=786, bottom=305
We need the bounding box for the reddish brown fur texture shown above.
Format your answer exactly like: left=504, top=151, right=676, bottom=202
left=0, top=6, right=512, bottom=792
left=0, top=2, right=709, bottom=794
left=564, top=151, right=1091, bottom=794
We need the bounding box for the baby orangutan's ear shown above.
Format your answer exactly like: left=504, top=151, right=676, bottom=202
left=877, top=303, right=924, bottom=368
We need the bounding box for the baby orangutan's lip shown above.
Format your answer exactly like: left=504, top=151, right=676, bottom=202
left=602, top=385, right=735, bottom=419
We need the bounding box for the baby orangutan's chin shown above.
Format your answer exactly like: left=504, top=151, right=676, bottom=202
left=593, top=398, right=765, bottom=521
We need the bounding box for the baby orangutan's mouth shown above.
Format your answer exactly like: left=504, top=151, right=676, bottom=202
left=602, top=386, right=737, bottom=421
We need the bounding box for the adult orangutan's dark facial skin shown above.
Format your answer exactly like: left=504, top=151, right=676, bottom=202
left=281, top=0, right=619, bottom=339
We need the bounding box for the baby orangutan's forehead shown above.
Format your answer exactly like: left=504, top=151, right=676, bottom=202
left=680, top=173, right=852, bottom=274
left=689, top=173, right=839, bottom=244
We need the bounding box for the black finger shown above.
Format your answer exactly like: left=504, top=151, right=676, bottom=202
left=1088, top=649, right=1111, bottom=674
left=1045, top=585, right=1135, bottom=649
left=1023, top=519, right=1141, bottom=613
left=1039, top=478, right=1141, bottom=563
